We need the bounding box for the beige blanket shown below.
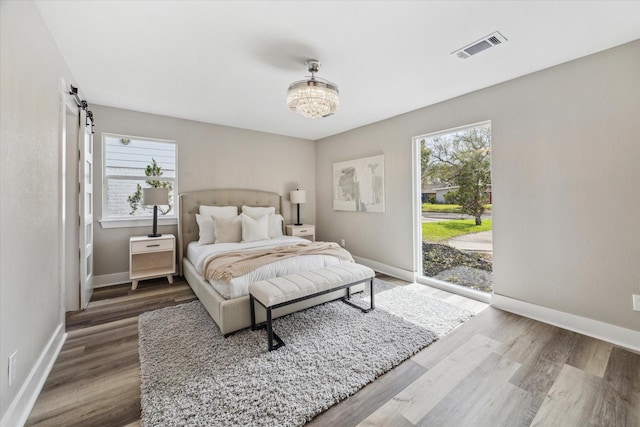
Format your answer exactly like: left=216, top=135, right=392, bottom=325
left=204, top=242, right=354, bottom=282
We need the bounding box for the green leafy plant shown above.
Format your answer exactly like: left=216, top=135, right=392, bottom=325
left=127, top=158, right=173, bottom=215
left=443, top=190, right=459, bottom=205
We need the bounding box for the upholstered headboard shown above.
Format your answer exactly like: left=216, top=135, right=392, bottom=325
left=177, top=189, right=282, bottom=273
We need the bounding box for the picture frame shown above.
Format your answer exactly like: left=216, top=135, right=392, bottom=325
left=333, top=154, right=385, bottom=213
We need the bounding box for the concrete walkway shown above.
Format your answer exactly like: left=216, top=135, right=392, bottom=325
left=446, top=230, right=493, bottom=254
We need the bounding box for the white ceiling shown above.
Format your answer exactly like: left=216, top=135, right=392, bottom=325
left=35, top=1, right=640, bottom=141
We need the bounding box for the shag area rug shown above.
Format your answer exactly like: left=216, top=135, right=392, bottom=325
left=138, top=280, right=472, bottom=426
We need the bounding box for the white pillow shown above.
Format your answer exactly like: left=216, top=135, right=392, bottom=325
left=241, top=205, right=275, bottom=219
left=195, top=214, right=215, bottom=245
left=214, top=215, right=242, bottom=243
left=199, top=205, right=238, bottom=218
left=241, top=213, right=269, bottom=242
left=242, top=206, right=282, bottom=238
left=269, top=214, right=284, bottom=238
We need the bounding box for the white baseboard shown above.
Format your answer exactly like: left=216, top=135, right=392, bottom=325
left=352, top=256, right=417, bottom=283
left=94, top=266, right=178, bottom=289
left=1, top=324, right=66, bottom=427
left=93, top=271, right=130, bottom=288
left=417, top=276, right=492, bottom=304
left=492, top=293, right=640, bottom=353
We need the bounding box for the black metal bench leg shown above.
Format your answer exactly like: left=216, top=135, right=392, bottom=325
left=267, top=307, right=274, bottom=350
left=250, top=294, right=257, bottom=331
left=369, top=277, right=374, bottom=311
left=341, top=277, right=375, bottom=313
left=250, top=297, right=285, bottom=351
left=265, top=307, right=285, bottom=351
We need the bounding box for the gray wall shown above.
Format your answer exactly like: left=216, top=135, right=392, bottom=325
left=91, top=106, right=315, bottom=277
left=316, top=39, right=640, bottom=332
left=0, top=1, right=75, bottom=420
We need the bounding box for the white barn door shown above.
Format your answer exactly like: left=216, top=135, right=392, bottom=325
left=79, top=108, right=94, bottom=309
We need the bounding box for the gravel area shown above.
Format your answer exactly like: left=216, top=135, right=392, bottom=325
left=423, top=243, right=493, bottom=292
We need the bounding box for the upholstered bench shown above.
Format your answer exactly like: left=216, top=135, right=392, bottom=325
left=249, top=263, right=375, bottom=351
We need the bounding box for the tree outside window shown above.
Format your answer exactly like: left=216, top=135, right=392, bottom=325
left=126, top=158, right=173, bottom=215
left=422, top=124, right=491, bottom=225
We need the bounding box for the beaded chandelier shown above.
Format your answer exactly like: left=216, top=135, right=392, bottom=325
left=287, top=60, right=339, bottom=119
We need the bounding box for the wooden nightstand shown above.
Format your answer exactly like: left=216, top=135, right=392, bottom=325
left=285, top=224, right=315, bottom=242
left=129, top=234, right=176, bottom=290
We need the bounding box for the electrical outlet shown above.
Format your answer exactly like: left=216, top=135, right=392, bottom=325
left=633, top=294, right=640, bottom=312
left=340, top=239, right=346, bottom=247
left=8, top=351, right=17, bottom=386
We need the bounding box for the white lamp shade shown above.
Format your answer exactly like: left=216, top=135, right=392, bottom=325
left=143, top=187, right=169, bottom=206
left=290, top=190, right=306, bottom=204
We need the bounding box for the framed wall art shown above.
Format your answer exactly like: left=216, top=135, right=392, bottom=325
left=333, top=154, right=385, bottom=213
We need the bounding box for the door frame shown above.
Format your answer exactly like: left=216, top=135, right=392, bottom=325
left=59, top=78, right=78, bottom=318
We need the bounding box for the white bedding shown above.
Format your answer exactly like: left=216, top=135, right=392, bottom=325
left=186, top=236, right=347, bottom=299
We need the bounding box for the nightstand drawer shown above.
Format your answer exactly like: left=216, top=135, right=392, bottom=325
left=285, top=224, right=315, bottom=242
left=290, top=227, right=313, bottom=236
left=131, top=238, right=174, bottom=253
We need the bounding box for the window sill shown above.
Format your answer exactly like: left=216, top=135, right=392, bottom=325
left=99, top=217, right=178, bottom=229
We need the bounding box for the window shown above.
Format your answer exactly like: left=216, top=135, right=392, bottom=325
left=102, top=134, right=177, bottom=224
left=414, top=121, right=492, bottom=302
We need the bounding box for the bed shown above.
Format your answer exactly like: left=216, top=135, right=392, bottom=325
left=178, top=188, right=365, bottom=335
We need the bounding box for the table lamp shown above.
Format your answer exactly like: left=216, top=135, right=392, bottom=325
left=143, top=187, right=169, bottom=237
left=290, top=189, right=306, bottom=226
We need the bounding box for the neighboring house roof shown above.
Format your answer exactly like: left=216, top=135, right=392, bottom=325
left=433, top=185, right=459, bottom=192
left=432, top=184, right=493, bottom=192
left=421, top=183, right=445, bottom=193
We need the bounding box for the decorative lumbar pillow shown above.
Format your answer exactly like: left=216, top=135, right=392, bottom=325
left=195, top=214, right=216, bottom=245
left=199, top=205, right=238, bottom=218
left=241, top=205, right=276, bottom=219
left=241, top=213, right=269, bottom=242
left=213, top=216, right=242, bottom=243
left=269, top=214, right=284, bottom=238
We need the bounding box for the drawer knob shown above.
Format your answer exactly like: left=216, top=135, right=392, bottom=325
left=146, top=244, right=161, bottom=247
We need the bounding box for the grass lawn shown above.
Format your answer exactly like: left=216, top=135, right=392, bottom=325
left=422, top=203, right=492, bottom=213
left=423, top=219, right=492, bottom=242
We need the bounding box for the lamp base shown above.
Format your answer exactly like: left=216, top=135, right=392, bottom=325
left=149, top=205, right=161, bottom=238
left=295, top=203, right=303, bottom=227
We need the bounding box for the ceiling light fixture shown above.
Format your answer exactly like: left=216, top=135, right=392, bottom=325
left=287, top=60, right=339, bottom=119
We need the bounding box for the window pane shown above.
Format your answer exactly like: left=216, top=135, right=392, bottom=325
left=85, top=161, right=91, bottom=184
left=103, top=134, right=177, bottom=219
left=104, top=135, right=176, bottom=178
left=105, top=178, right=175, bottom=218
left=420, top=123, right=493, bottom=294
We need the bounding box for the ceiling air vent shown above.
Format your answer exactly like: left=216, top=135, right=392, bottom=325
left=453, top=31, right=508, bottom=59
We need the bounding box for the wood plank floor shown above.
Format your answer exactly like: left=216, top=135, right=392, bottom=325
left=25, top=275, right=640, bottom=426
